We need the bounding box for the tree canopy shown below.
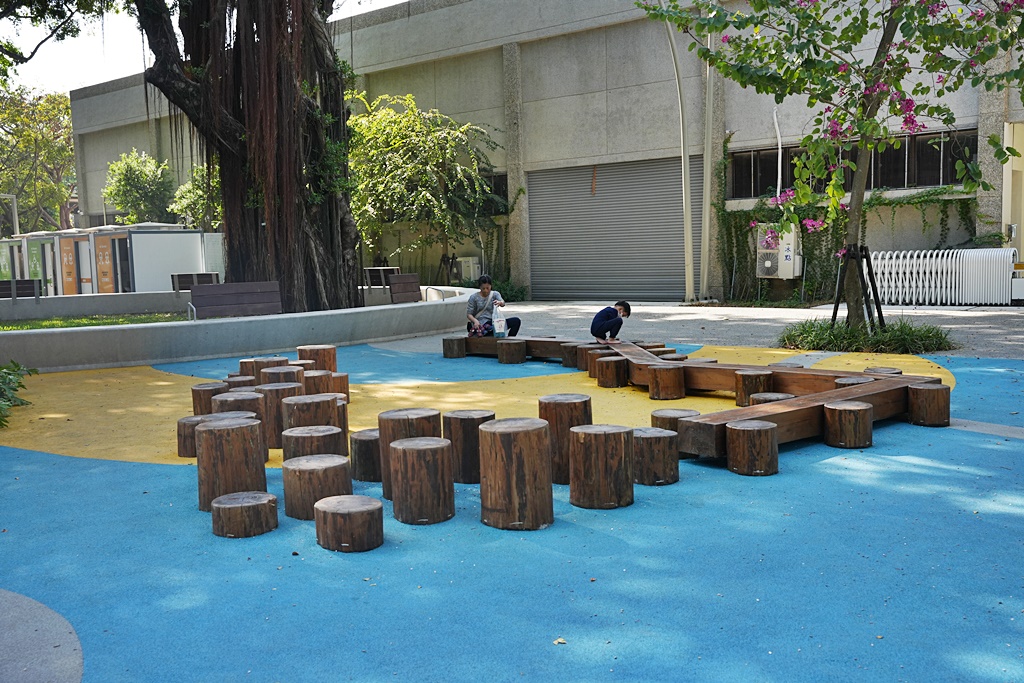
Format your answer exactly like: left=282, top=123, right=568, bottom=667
left=169, top=161, right=223, bottom=231
left=102, top=148, right=176, bottom=224
left=0, top=1, right=117, bottom=82
left=640, top=0, right=1024, bottom=322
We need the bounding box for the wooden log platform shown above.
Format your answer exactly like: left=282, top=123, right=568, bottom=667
left=225, top=375, right=257, bottom=389
left=377, top=408, right=442, bottom=501
left=726, top=420, right=778, bottom=476
left=282, top=454, right=352, bottom=520
left=750, top=392, right=796, bottom=405
left=191, top=381, right=229, bottom=416
left=211, top=491, right=278, bottom=538
left=282, top=394, right=338, bottom=432
left=349, top=428, right=382, bottom=482
left=281, top=425, right=345, bottom=461
left=538, top=393, right=592, bottom=485
left=479, top=417, right=553, bottom=530
left=195, top=417, right=267, bottom=512
left=260, top=365, right=304, bottom=385
left=735, top=369, right=773, bottom=407
left=314, top=495, right=384, bottom=552
left=464, top=335, right=581, bottom=361
left=297, top=344, right=337, bottom=372
left=443, top=336, right=467, bottom=358
left=648, top=364, right=686, bottom=400
left=908, top=383, right=950, bottom=427
left=651, top=408, right=701, bottom=459
left=632, top=427, right=679, bottom=486
left=389, top=437, right=455, bottom=525
left=595, top=356, right=629, bottom=388
left=823, top=400, right=873, bottom=448
left=569, top=425, right=634, bottom=509
left=302, top=370, right=334, bottom=395
left=497, top=338, right=527, bottom=364
left=253, top=382, right=304, bottom=449
left=443, top=409, right=495, bottom=484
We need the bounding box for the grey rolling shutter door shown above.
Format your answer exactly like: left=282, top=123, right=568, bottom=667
left=527, top=156, right=703, bottom=301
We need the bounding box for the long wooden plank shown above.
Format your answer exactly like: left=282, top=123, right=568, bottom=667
left=672, top=363, right=937, bottom=395
left=465, top=335, right=580, bottom=359
left=676, top=377, right=935, bottom=458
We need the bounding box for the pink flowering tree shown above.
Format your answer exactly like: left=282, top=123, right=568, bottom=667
left=640, top=0, right=1024, bottom=325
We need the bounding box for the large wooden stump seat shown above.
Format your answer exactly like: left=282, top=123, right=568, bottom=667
left=864, top=366, right=902, bottom=375
left=725, top=420, right=778, bottom=476
left=211, top=492, right=278, bottom=538
left=390, top=437, right=455, bottom=525
left=651, top=408, right=701, bottom=458
left=735, top=369, right=773, bottom=407
left=569, top=424, right=634, bottom=509
left=239, top=358, right=258, bottom=376
left=538, top=393, right=592, bottom=485
left=576, top=343, right=607, bottom=371
left=253, top=382, right=304, bottom=448
left=635, top=342, right=667, bottom=350
left=282, top=425, right=345, bottom=461
left=835, top=376, right=874, bottom=388
left=659, top=353, right=689, bottom=362
left=632, top=427, right=679, bottom=486
left=195, top=418, right=267, bottom=511
left=225, top=375, right=257, bottom=389
left=587, top=349, right=619, bottom=377
left=291, top=360, right=318, bottom=373
left=647, top=348, right=677, bottom=358
left=648, top=364, right=686, bottom=400
left=443, top=336, right=467, bottom=358
left=282, top=454, right=352, bottom=520
left=211, top=391, right=267, bottom=458
left=349, top=428, right=382, bottom=482
left=768, top=361, right=804, bottom=368
left=908, top=383, right=950, bottom=427
left=560, top=342, right=583, bottom=368
left=479, top=418, right=553, bottom=530
left=297, top=344, right=337, bottom=372
left=443, top=409, right=495, bottom=484
left=332, top=373, right=350, bottom=401
left=497, top=339, right=527, bottom=364
left=823, top=400, right=873, bottom=448
left=302, top=370, right=335, bottom=395
left=252, top=356, right=289, bottom=376
left=595, top=356, right=629, bottom=388
left=282, top=394, right=338, bottom=432
left=177, top=411, right=257, bottom=458
left=315, top=495, right=384, bottom=552
left=377, top=408, right=442, bottom=500
left=192, top=381, right=229, bottom=415
left=260, top=365, right=304, bottom=385
left=750, top=392, right=796, bottom=405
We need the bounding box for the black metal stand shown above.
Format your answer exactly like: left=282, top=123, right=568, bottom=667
left=830, top=244, right=886, bottom=332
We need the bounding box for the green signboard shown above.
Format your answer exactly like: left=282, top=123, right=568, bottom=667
left=26, top=241, right=43, bottom=280
left=0, top=244, right=11, bottom=280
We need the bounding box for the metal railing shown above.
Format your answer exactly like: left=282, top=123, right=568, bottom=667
left=869, top=248, right=1018, bottom=305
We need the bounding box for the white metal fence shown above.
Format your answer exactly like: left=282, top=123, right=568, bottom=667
left=868, top=248, right=1019, bottom=305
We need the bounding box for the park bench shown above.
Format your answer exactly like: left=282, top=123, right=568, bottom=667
left=0, top=279, right=42, bottom=300
left=188, top=280, right=283, bottom=320
left=386, top=272, right=446, bottom=304
left=171, top=272, right=221, bottom=292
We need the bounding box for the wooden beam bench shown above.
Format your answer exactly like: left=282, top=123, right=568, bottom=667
left=189, top=281, right=283, bottom=320
left=463, top=335, right=580, bottom=360
left=172, top=272, right=221, bottom=292
left=0, top=278, right=42, bottom=300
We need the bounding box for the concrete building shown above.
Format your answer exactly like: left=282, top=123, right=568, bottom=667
left=70, top=0, right=1024, bottom=301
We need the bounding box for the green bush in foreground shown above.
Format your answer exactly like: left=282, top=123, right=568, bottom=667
left=778, top=317, right=958, bottom=354
left=0, top=360, right=37, bottom=429
left=0, top=313, right=188, bottom=331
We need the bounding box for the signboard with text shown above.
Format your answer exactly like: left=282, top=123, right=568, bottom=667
left=95, top=236, right=115, bottom=293
left=59, top=238, right=77, bottom=294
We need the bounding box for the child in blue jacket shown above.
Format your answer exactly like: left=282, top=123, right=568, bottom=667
left=590, top=301, right=630, bottom=343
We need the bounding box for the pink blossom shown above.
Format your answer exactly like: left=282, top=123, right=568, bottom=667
left=802, top=218, right=825, bottom=233
left=749, top=221, right=758, bottom=229
left=760, top=228, right=781, bottom=249
left=936, top=74, right=945, bottom=84
left=768, top=188, right=796, bottom=207
left=838, top=64, right=848, bottom=74
left=835, top=247, right=848, bottom=259
left=721, top=35, right=730, bottom=43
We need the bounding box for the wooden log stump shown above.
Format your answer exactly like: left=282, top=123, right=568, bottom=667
left=735, top=369, right=773, bottom=407
left=227, top=372, right=241, bottom=378
left=225, top=375, right=257, bottom=389
left=390, top=437, right=455, bottom=525
left=569, top=424, right=634, bottom=509
left=210, top=391, right=268, bottom=459
left=768, top=361, right=804, bottom=368
left=296, top=344, right=337, bottom=372
left=907, top=383, right=950, bottom=427
left=238, top=358, right=258, bottom=376
left=349, top=428, right=382, bottom=482
left=632, top=427, right=679, bottom=486
left=211, top=492, right=278, bottom=538
left=864, top=366, right=902, bottom=375
left=192, top=381, right=229, bottom=416
left=651, top=408, right=701, bottom=459
left=538, top=393, right=592, bottom=485
left=497, top=339, right=527, bottom=364
left=628, top=361, right=654, bottom=387
left=659, top=353, right=689, bottom=362
left=282, top=454, right=352, bottom=520
left=332, top=372, right=350, bottom=401
left=648, top=348, right=676, bottom=358
left=750, top=392, right=797, bottom=405
left=282, top=394, right=338, bottom=432
left=315, top=495, right=384, bottom=552
left=253, top=382, right=304, bottom=449
left=443, top=336, right=467, bottom=358
left=560, top=342, right=583, bottom=368
left=252, top=356, right=289, bottom=376
left=282, top=425, right=345, bottom=461
left=576, top=343, right=607, bottom=371
left=443, top=409, right=495, bottom=484
left=377, top=408, right=442, bottom=500
left=635, top=342, right=666, bottom=350
left=291, top=360, right=318, bottom=373
left=648, top=364, right=686, bottom=400
left=595, top=356, right=629, bottom=388
left=725, top=420, right=778, bottom=476
left=824, top=400, right=873, bottom=448
left=180, top=411, right=259, bottom=459
left=686, top=358, right=718, bottom=364
left=587, top=349, right=620, bottom=377
left=479, top=418, right=553, bottom=530
left=195, top=418, right=267, bottom=512
left=302, top=370, right=335, bottom=395
left=260, top=365, right=304, bottom=385
left=835, top=376, right=875, bottom=388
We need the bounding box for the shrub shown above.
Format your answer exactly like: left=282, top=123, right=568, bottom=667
left=0, top=360, right=37, bottom=429
left=778, top=317, right=957, bottom=354
left=457, top=277, right=529, bottom=303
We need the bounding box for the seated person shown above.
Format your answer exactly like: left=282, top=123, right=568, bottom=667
left=467, top=275, right=522, bottom=337
left=590, top=301, right=630, bottom=343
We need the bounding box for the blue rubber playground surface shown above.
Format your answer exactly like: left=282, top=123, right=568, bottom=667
left=1, top=342, right=1022, bottom=682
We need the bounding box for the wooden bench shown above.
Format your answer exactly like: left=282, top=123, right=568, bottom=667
left=189, top=281, right=283, bottom=319
left=464, top=335, right=579, bottom=360
left=387, top=273, right=422, bottom=304
left=0, top=279, right=42, bottom=300
left=171, top=272, right=221, bottom=292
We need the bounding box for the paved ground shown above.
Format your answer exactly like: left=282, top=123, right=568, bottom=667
left=1, top=302, right=1022, bottom=682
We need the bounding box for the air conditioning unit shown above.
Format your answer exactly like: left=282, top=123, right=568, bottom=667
left=755, top=223, right=803, bottom=279
left=456, top=256, right=481, bottom=281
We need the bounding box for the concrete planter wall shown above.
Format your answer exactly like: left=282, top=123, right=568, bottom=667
left=2, top=288, right=470, bottom=373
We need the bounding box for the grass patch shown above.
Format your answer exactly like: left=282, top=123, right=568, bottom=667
left=0, top=312, right=188, bottom=332
left=1, top=360, right=37, bottom=429
left=778, top=317, right=958, bottom=354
